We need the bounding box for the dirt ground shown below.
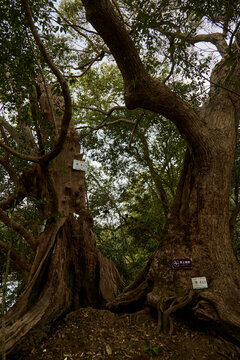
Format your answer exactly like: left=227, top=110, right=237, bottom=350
left=18, top=307, right=240, bottom=360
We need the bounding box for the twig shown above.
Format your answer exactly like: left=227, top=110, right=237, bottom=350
left=77, top=118, right=134, bottom=139
left=128, top=118, right=140, bottom=147
left=65, top=52, right=105, bottom=78
left=53, top=7, right=102, bottom=53
left=74, top=104, right=127, bottom=116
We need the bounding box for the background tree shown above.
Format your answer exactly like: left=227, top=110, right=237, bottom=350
left=72, top=63, right=185, bottom=282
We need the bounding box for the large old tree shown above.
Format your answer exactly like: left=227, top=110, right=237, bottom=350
left=81, top=0, right=240, bottom=342
left=2, top=0, right=240, bottom=356
left=0, top=0, right=123, bottom=356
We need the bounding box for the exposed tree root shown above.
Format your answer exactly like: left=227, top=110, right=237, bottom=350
left=147, top=290, right=194, bottom=334
left=107, top=278, right=153, bottom=312
left=107, top=256, right=155, bottom=312
left=192, top=288, right=240, bottom=344
left=0, top=215, right=124, bottom=357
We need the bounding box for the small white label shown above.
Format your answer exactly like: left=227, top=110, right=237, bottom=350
left=40, top=219, right=47, bottom=233
left=192, top=277, right=208, bottom=289
left=72, top=160, right=88, bottom=172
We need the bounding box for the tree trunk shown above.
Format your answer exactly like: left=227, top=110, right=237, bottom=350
left=81, top=0, right=240, bottom=342
left=4, top=215, right=123, bottom=358
left=0, top=84, right=123, bottom=357
left=107, top=64, right=240, bottom=341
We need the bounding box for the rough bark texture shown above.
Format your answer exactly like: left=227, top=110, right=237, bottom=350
left=0, top=82, right=123, bottom=357
left=82, top=0, right=240, bottom=343
left=109, top=82, right=240, bottom=339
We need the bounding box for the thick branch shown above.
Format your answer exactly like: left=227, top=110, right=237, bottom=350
left=0, top=141, right=41, bottom=162
left=83, top=0, right=147, bottom=89
left=185, top=32, right=228, bottom=57
left=82, top=0, right=210, bottom=152
left=21, top=0, right=72, bottom=165
left=0, top=240, right=31, bottom=273
left=0, top=208, right=36, bottom=251
left=0, top=113, right=41, bottom=163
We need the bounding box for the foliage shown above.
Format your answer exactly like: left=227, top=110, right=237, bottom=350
left=144, top=343, right=159, bottom=357
left=68, top=61, right=185, bottom=280
left=0, top=0, right=58, bottom=110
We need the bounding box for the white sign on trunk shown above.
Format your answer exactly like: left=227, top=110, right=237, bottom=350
left=191, top=277, right=208, bottom=289
left=72, top=160, right=88, bottom=172
left=40, top=219, right=47, bottom=233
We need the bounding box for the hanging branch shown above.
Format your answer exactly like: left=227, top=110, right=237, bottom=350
left=77, top=118, right=134, bottom=131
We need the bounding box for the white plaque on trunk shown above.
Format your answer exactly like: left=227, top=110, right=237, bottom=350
left=72, top=160, right=88, bottom=172
left=192, top=277, right=208, bottom=289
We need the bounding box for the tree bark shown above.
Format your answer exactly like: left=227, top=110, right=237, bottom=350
left=0, top=83, right=123, bottom=357
left=109, top=126, right=240, bottom=341
left=82, top=0, right=240, bottom=342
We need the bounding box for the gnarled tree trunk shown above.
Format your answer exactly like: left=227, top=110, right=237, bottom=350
left=82, top=0, right=240, bottom=343
left=0, top=82, right=123, bottom=357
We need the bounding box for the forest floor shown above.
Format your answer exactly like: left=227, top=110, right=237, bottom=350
left=20, top=307, right=240, bottom=360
